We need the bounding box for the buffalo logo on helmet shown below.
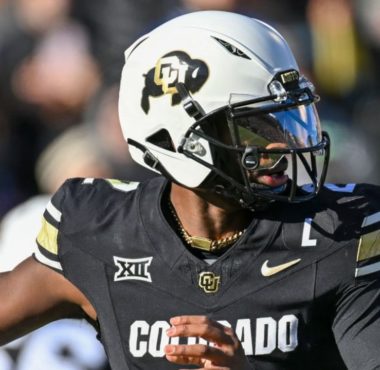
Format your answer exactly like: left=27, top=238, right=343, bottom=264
left=141, top=51, right=209, bottom=114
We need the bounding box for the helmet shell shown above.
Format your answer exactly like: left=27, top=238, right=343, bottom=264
left=119, top=11, right=298, bottom=187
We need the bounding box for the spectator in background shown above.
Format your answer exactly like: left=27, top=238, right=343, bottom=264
left=0, top=0, right=100, bottom=217
left=306, top=0, right=380, bottom=184
left=351, top=0, right=380, bottom=184
left=71, top=0, right=184, bottom=86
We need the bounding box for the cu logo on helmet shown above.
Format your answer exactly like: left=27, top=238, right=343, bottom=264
left=154, top=56, right=188, bottom=94
left=141, top=51, right=209, bottom=113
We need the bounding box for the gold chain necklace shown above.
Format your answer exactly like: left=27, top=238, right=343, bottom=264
left=168, top=201, right=245, bottom=252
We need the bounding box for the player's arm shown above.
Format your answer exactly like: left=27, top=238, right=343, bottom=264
left=164, top=315, right=253, bottom=369
left=333, top=273, right=380, bottom=370
left=333, top=206, right=380, bottom=369
left=0, top=256, right=95, bottom=345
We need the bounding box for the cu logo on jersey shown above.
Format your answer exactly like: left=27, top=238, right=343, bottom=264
left=198, top=271, right=220, bottom=293
left=141, top=51, right=209, bottom=113
left=113, top=256, right=153, bottom=283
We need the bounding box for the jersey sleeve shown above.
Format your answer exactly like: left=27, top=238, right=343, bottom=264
left=33, top=181, right=67, bottom=272
left=333, top=274, right=380, bottom=369
left=333, top=206, right=380, bottom=369
left=33, top=177, right=140, bottom=273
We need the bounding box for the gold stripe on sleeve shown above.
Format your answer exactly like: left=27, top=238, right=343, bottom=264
left=37, top=217, right=58, bottom=255
left=357, top=230, right=380, bottom=262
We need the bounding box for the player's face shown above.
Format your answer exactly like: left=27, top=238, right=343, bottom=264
left=209, top=117, right=290, bottom=191
left=199, top=102, right=323, bottom=206
left=234, top=119, right=291, bottom=188
left=229, top=104, right=321, bottom=189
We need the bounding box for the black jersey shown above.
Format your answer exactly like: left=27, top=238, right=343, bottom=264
left=35, top=176, right=380, bottom=370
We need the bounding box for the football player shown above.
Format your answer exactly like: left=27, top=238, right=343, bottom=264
left=1, top=10, right=380, bottom=370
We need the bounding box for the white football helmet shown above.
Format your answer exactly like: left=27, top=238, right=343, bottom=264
left=119, top=11, right=330, bottom=208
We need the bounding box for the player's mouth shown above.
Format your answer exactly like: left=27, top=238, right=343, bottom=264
left=257, top=170, right=289, bottom=187
left=249, top=157, right=289, bottom=188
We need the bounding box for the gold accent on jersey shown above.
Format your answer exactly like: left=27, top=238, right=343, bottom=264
left=198, top=272, right=220, bottom=293
left=357, top=230, right=380, bottom=262
left=37, top=217, right=58, bottom=255
left=106, top=179, right=125, bottom=186
left=105, top=179, right=139, bottom=192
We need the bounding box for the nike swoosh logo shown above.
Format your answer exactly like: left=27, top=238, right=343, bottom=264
left=261, top=258, right=301, bottom=277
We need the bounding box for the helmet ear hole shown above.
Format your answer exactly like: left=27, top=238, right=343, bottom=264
left=146, top=129, right=176, bottom=152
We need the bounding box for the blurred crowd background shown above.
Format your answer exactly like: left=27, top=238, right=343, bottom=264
left=0, top=0, right=380, bottom=369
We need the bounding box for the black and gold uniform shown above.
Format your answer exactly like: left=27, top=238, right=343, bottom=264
left=35, top=176, right=380, bottom=370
